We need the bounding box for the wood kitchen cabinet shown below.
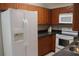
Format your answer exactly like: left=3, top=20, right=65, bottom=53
left=51, top=35, right=56, bottom=52
left=38, top=35, right=56, bottom=56
left=38, top=8, right=49, bottom=25
left=51, top=9, right=59, bottom=25
left=51, top=6, right=73, bottom=25
left=38, top=36, right=51, bottom=56
left=73, top=4, right=79, bottom=31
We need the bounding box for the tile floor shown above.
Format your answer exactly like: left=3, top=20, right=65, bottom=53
left=45, top=52, right=55, bottom=56
left=45, top=48, right=61, bottom=56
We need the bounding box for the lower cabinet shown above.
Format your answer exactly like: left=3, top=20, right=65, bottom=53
left=38, top=35, right=56, bottom=56
left=38, top=36, right=51, bottom=56
left=51, top=35, right=56, bottom=52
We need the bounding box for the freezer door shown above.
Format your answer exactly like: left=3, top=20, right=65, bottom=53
left=11, top=9, right=26, bottom=56
left=12, top=40, right=25, bottom=56
left=11, top=9, right=24, bottom=34
left=1, top=9, right=26, bottom=56
left=1, top=9, right=38, bottom=56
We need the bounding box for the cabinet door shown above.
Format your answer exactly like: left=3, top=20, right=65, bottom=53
left=51, top=35, right=56, bottom=52
left=73, top=4, right=79, bottom=31
left=38, top=8, right=49, bottom=24
left=51, top=9, right=59, bottom=25
left=38, top=36, right=51, bottom=56
left=43, top=9, right=49, bottom=24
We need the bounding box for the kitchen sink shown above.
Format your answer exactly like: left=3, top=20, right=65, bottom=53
left=69, top=41, right=79, bottom=54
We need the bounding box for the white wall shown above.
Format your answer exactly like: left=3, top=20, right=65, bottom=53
left=27, top=3, right=45, bottom=7
left=43, top=3, right=73, bottom=9
left=28, top=3, right=73, bottom=9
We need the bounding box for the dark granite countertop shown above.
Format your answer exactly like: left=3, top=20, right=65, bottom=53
left=38, top=29, right=62, bottom=38
left=38, top=32, right=55, bottom=38
left=53, top=41, right=79, bottom=56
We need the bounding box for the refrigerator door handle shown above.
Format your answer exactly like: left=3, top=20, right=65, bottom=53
left=23, top=19, right=29, bottom=46
left=23, top=19, right=28, bottom=27
left=23, top=19, right=28, bottom=24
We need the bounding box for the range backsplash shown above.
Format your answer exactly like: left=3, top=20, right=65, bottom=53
left=52, top=24, right=72, bottom=31
left=38, top=24, right=72, bottom=31
left=38, top=25, right=49, bottom=31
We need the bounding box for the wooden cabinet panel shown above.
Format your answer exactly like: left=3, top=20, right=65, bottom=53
left=38, top=7, right=44, bottom=24
left=51, top=35, right=56, bottom=52
left=43, top=9, right=49, bottom=24
left=73, top=4, right=79, bottom=31
left=52, top=9, right=59, bottom=25
left=48, top=9, right=52, bottom=24
left=38, top=35, right=56, bottom=56
left=38, top=8, right=49, bottom=24
left=59, top=6, right=73, bottom=13
left=38, top=36, right=51, bottom=56
left=0, top=3, right=9, bottom=10
left=51, top=6, right=73, bottom=25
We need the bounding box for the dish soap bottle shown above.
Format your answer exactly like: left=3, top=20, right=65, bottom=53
left=48, top=26, right=52, bottom=34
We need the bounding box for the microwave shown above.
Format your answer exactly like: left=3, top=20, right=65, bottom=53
left=59, top=13, right=73, bottom=24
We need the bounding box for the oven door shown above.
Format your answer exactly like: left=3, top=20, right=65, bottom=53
left=59, top=39, right=69, bottom=46
left=58, top=39, right=73, bottom=49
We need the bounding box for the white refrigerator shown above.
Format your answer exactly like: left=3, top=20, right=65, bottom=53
left=0, top=9, right=38, bottom=56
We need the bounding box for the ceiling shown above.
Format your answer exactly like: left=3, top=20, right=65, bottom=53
left=28, top=3, right=73, bottom=9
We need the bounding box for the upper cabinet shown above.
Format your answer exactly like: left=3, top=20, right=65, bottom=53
left=38, top=8, right=49, bottom=25
left=73, top=4, right=79, bottom=31
left=51, top=9, right=59, bottom=25
left=51, top=6, right=73, bottom=25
